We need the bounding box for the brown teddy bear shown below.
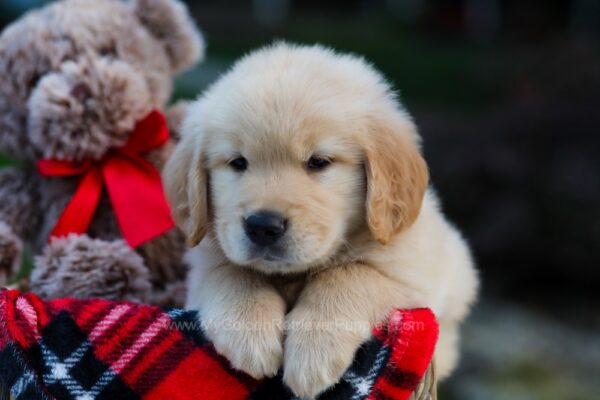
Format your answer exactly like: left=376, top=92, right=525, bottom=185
left=0, top=0, right=204, bottom=306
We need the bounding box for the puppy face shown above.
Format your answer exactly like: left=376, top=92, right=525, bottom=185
left=205, top=111, right=366, bottom=273
left=164, top=43, right=429, bottom=274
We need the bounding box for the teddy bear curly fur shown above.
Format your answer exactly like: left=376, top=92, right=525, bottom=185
left=0, top=0, right=204, bottom=306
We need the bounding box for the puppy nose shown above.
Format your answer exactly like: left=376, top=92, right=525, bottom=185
left=244, top=211, right=287, bottom=247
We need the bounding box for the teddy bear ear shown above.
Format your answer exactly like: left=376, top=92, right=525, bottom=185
left=131, top=0, right=205, bottom=73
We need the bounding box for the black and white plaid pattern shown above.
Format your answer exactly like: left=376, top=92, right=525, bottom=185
left=0, top=343, right=49, bottom=400
left=246, top=337, right=392, bottom=400
left=6, top=311, right=137, bottom=400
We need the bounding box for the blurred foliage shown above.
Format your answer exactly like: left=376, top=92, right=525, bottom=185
left=8, top=253, right=33, bottom=287
left=176, top=18, right=509, bottom=111
left=0, top=154, right=20, bottom=168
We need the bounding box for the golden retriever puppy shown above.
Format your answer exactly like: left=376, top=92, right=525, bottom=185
left=164, top=42, right=478, bottom=398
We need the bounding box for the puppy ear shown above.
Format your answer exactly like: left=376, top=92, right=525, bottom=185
left=163, top=132, right=208, bottom=247
left=364, top=117, right=429, bottom=244
left=132, top=0, right=205, bottom=73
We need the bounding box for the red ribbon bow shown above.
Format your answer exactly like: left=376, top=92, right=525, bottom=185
left=37, top=110, right=175, bottom=248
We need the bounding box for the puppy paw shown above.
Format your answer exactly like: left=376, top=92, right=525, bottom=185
left=209, top=318, right=283, bottom=379
left=0, top=222, right=22, bottom=285
left=202, top=294, right=285, bottom=379
left=283, top=310, right=368, bottom=399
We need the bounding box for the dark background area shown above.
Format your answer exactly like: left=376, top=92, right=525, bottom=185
left=1, top=1, right=599, bottom=398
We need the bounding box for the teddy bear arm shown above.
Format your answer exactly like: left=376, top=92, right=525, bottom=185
left=0, top=167, right=42, bottom=284
left=0, top=167, right=42, bottom=238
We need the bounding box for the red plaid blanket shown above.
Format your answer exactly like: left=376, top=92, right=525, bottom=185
left=0, top=290, right=438, bottom=400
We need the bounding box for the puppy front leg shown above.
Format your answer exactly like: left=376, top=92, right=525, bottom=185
left=188, top=263, right=285, bottom=378
left=283, top=264, right=398, bottom=399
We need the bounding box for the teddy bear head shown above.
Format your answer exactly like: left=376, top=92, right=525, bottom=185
left=0, top=0, right=204, bottom=161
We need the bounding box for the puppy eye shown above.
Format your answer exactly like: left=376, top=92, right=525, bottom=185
left=229, top=156, right=248, bottom=172
left=307, top=156, right=332, bottom=171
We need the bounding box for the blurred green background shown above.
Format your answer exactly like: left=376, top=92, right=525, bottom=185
left=2, top=1, right=600, bottom=399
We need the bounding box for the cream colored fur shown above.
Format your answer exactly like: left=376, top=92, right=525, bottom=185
left=165, top=43, right=478, bottom=398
